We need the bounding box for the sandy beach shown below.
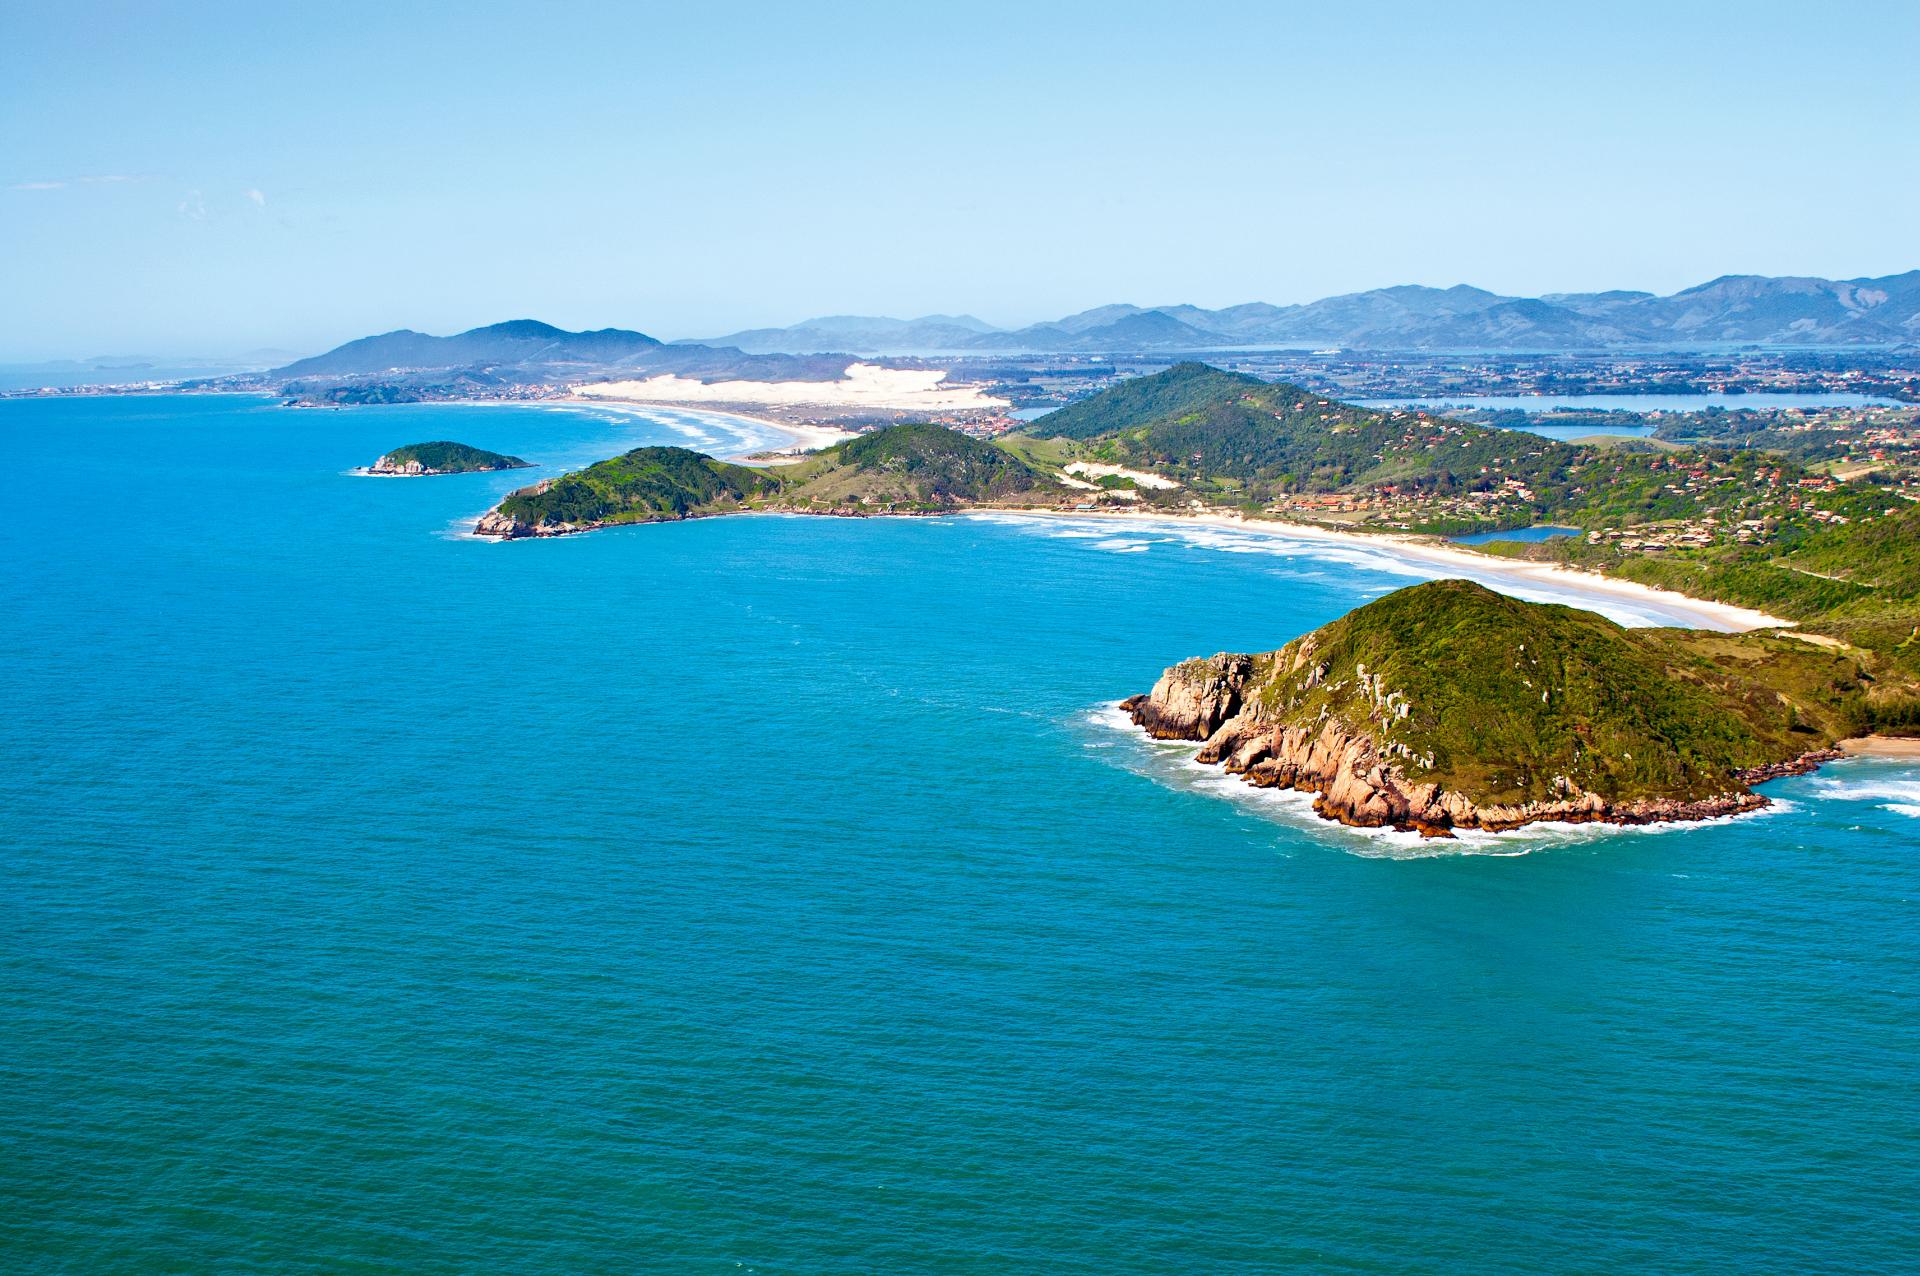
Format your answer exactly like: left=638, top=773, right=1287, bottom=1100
left=576, top=363, right=1010, bottom=414
left=552, top=396, right=854, bottom=460
left=970, top=506, right=1796, bottom=633
left=1838, top=736, right=1920, bottom=758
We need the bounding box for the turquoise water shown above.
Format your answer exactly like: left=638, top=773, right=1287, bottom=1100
left=3, top=395, right=1917, bottom=1273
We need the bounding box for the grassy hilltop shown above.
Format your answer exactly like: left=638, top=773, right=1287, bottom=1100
left=1242, top=580, right=1864, bottom=805
left=491, top=447, right=781, bottom=530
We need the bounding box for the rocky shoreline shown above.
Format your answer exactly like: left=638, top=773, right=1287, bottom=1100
left=473, top=498, right=941, bottom=540
left=367, top=455, right=531, bottom=477
left=1121, top=654, right=1844, bottom=839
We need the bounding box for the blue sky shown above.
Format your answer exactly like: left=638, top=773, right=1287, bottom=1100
left=3, top=0, right=1915, bottom=359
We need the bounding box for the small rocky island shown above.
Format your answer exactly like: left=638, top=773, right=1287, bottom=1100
left=364, top=441, right=531, bottom=476
left=1126, top=580, right=1863, bottom=837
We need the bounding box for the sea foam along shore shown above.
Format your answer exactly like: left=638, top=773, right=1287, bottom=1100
left=553, top=396, right=854, bottom=460
left=966, top=507, right=1793, bottom=633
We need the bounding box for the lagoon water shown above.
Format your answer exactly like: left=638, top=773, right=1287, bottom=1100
left=1358, top=393, right=1904, bottom=444
left=1359, top=392, right=1900, bottom=413
left=3, top=395, right=1916, bottom=1272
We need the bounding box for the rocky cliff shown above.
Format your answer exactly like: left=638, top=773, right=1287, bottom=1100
left=1122, top=581, right=1863, bottom=837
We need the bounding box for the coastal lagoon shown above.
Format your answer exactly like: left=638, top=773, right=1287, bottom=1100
left=1357, top=393, right=1903, bottom=444
left=4, top=395, right=1916, bottom=1272
left=1359, top=392, right=1901, bottom=413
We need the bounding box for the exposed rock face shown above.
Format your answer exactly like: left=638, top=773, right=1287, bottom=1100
left=473, top=480, right=580, bottom=539
left=368, top=455, right=436, bottom=476
left=1123, top=657, right=1823, bottom=838
left=1123, top=654, right=1258, bottom=740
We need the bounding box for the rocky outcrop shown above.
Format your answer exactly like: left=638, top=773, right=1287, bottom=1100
left=1123, top=654, right=1258, bottom=740
left=472, top=481, right=583, bottom=539
left=1123, top=658, right=1817, bottom=838
left=369, top=456, right=429, bottom=475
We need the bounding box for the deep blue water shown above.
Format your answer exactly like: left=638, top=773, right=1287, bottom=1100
left=1451, top=525, right=1582, bottom=545
left=3, top=395, right=1917, bottom=1273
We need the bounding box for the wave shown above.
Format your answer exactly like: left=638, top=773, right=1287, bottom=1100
left=1806, top=772, right=1920, bottom=818
left=981, top=513, right=1691, bottom=629
left=1081, top=703, right=1789, bottom=858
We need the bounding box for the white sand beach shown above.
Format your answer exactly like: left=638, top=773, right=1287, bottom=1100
left=577, top=363, right=1010, bottom=413
left=971, top=507, right=1795, bottom=633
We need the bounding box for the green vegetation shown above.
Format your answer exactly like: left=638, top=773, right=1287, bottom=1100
left=1030, top=362, right=1266, bottom=440
left=494, top=446, right=779, bottom=527
left=372, top=440, right=528, bottom=473
left=810, top=422, right=1056, bottom=506
left=485, top=425, right=1065, bottom=533
left=1021, top=364, right=1920, bottom=707
left=1244, top=580, right=1871, bottom=806
left=1024, top=362, right=1591, bottom=511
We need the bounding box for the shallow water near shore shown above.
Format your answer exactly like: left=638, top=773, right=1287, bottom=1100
left=3, top=394, right=1916, bottom=1273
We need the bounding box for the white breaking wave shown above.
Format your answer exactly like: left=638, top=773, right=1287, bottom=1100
left=1081, top=703, right=1790, bottom=859
left=1807, top=772, right=1920, bottom=819
left=981, top=513, right=1693, bottom=628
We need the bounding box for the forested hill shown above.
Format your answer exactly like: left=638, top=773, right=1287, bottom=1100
left=1021, top=361, right=1588, bottom=501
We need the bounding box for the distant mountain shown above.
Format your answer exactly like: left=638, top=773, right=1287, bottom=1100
left=689, top=314, right=998, bottom=355
left=678, top=272, right=1920, bottom=354
left=276, top=320, right=663, bottom=378
left=273, top=320, right=857, bottom=391
left=969, top=308, right=1232, bottom=352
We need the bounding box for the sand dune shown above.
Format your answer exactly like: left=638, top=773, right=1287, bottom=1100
left=578, top=363, right=1009, bottom=412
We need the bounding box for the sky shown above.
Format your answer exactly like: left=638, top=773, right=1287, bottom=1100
left=3, top=0, right=1916, bottom=360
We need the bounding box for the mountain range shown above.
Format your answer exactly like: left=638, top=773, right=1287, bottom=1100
left=691, top=272, right=1920, bottom=353
left=271, top=320, right=853, bottom=388
left=260, top=271, right=1920, bottom=393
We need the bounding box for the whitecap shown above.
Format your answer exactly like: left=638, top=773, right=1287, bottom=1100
left=977, top=512, right=1702, bottom=629
left=1082, top=701, right=1786, bottom=857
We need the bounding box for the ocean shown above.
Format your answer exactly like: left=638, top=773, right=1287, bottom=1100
left=3, top=394, right=1915, bottom=1273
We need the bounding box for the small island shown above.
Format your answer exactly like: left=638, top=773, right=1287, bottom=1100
left=1124, top=579, right=1874, bottom=837
left=363, top=441, right=531, bottom=476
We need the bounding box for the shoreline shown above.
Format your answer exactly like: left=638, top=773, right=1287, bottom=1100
left=1838, top=735, right=1920, bottom=759
left=473, top=497, right=1785, bottom=633
left=471, top=494, right=1784, bottom=633
left=963, top=506, right=1794, bottom=633
left=551, top=395, right=854, bottom=460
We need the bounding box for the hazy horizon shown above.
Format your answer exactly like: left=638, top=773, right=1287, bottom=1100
left=5, top=0, right=1917, bottom=361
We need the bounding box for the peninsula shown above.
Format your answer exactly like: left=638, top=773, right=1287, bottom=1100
left=473, top=425, right=1063, bottom=538
left=1125, top=580, right=1865, bottom=836
left=364, top=441, right=530, bottom=476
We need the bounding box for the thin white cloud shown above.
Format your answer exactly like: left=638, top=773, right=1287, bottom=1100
left=10, top=174, right=140, bottom=192
left=245, top=188, right=266, bottom=206
left=178, top=190, right=207, bottom=220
